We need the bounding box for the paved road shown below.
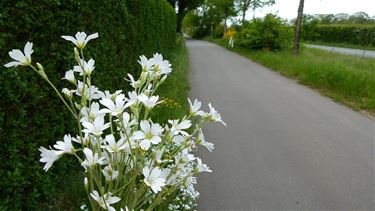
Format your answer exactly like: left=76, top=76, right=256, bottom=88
left=187, top=40, right=375, bottom=211
left=306, top=44, right=375, bottom=58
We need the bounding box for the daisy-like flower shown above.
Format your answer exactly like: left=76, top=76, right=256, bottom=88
left=138, top=55, right=154, bottom=71
left=4, top=42, right=33, bottom=67
left=102, top=165, right=119, bottom=181
left=99, top=94, right=128, bottom=116
left=103, top=134, right=126, bottom=153
left=142, top=166, right=166, bottom=193
left=76, top=81, right=101, bottom=100
left=188, top=98, right=205, bottom=116
left=62, top=88, right=75, bottom=100
left=39, top=147, right=63, bottom=171
left=138, top=93, right=159, bottom=109
left=125, top=74, right=140, bottom=88
left=195, top=158, right=212, bottom=173
left=90, top=190, right=120, bottom=211
left=80, top=102, right=101, bottom=123
left=168, top=119, right=191, bottom=136
left=54, top=134, right=75, bottom=154
left=74, top=58, right=95, bottom=76
left=197, top=130, right=214, bottom=152
left=61, top=32, right=99, bottom=49
left=126, top=91, right=139, bottom=107
left=81, top=148, right=106, bottom=168
left=203, top=103, right=226, bottom=126
left=62, top=70, right=76, bottom=84
left=82, top=115, right=110, bottom=137
left=150, top=53, right=172, bottom=75
left=132, top=120, right=163, bottom=150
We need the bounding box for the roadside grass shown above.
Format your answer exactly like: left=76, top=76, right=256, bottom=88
left=152, top=36, right=190, bottom=123
left=211, top=38, right=375, bottom=114
left=304, top=41, right=375, bottom=51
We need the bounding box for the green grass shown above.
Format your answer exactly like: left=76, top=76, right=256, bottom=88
left=304, top=41, right=375, bottom=51
left=152, top=36, right=190, bottom=123
left=211, top=38, right=375, bottom=113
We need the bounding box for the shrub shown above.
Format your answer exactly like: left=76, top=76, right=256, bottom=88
left=0, top=0, right=175, bottom=210
left=237, top=14, right=292, bottom=51
left=306, top=24, right=375, bottom=46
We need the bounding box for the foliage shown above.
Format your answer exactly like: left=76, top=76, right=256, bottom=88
left=235, top=0, right=275, bottom=23
left=305, top=24, right=375, bottom=47
left=237, top=14, right=292, bottom=50
left=0, top=0, right=176, bottom=210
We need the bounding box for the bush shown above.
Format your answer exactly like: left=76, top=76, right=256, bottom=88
left=0, top=0, right=175, bottom=210
left=306, top=24, right=375, bottom=46
left=237, top=14, right=292, bottom=51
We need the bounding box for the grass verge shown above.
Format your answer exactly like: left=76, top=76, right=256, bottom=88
left=210, top=38, right=375, bottom=114
left=152, top=36, right=190, bottom=123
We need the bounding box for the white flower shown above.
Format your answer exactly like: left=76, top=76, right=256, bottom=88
left=76, top=81, right=101, bottom=100
left=138, top=93, right=159, bottom=109
left=195, top=158, right=212, bottom=173
left=90, top=190, right=120, bottom=211
left=142, top=166, right=166, bottom=193
left=125, top=74, right=140, bottom=88
left=126, top=91, right=139, bottom=107
left=102, top=165, right=119, bottom=181
left=197, top=130, right=214, bottom=152
left=4, top=42, right=33, bottom=67
left=188, top=98, right=204, bottom=116
left=132, top=120, right=163, bottom=150
left=103, top=134, right=126, bottom=153
left=204, top=103, right=226, bottom=126
left=39, top=147, right=63, bottom=171
left=80, top=102, right=101, bottom=123
left=62, top=70, right=76, bottom=84
left=62, top=88, right=75, bottom=99
left=81, top=148, right=105, bottom=168
left=151, top=53, right=172, bottom=75
left=82, top=115, right=110, bottom=137
left=74, top=59, right=95, bottom=76
left=61, top=32, right=99, bottom=49
left=168, top=119, right=191, bottom=136
left=138, top=55, right=154, bottom=71
left=54, top=134, right=75, bottom=154
left=99, top=94, right=128, bottom=116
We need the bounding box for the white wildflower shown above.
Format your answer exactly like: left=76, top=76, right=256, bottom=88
left=90, top=190, right=120, bottom=211
left=142, top=166, right=166, bottom=193
left=82, top=115, right=110, bottom=137
left=61, top=32, right=98, bottom=49
left=81, top=148, right=105, bottom=168
left=4, top=42, right=33, bottom=67
left=54, top=134, right=75, bottom=154
left=39, top=147, right=63, bottom=171
left=132, top=120, right=163, bottom=150
left=138, top=93, right=159, bottom=109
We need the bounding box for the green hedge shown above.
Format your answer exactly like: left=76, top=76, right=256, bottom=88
left=306, top=24, right=375, bottom=46
left=0, top=0, right=175, bottom=210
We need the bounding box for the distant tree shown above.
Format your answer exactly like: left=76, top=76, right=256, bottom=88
left=173, top=0, right=204, bottom=33
left=333, top=13, right=349, bottom=23
left=211, top=0, right=238, bottom=34
left=235, top=0, right=275, bottom=24
left=293, top=0, right=304, bottom=55
left=348, top=12, right=371, bottom=24
left=318, top=14, right=335, bottom=24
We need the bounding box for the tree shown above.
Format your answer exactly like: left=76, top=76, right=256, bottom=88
left=293, top=0, right=304, bottom=55
left=174, top=0, right=204, bottom=33
left=212, top=0, right=237, bottom=34
left=235, top=0, right=275, bottom=24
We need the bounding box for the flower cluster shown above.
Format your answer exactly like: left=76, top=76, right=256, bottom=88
left=4, top=31, right=225, bottom=211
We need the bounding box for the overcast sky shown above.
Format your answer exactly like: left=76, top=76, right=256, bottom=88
left=246, top=0, right=375, bottom=20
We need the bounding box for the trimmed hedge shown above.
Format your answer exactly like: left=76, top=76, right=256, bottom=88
left=0, top=0, right=175, bottom=210
left=305, top=24, right=375, bottom=46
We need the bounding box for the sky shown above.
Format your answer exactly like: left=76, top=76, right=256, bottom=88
left=247, top=0, right=375, bottom=20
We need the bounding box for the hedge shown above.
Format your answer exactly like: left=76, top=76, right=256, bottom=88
left=305, top=24, right=375, bottom=46
left=0, top=0, right=175, bottom=210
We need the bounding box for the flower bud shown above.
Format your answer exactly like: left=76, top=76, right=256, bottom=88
left=36, top=63, right=48, bottom=80
left=62, top=88, right=73, bottom=100
left=74, top=47, right=80, bottom=62
left=84, top=177, right=88, bottom=191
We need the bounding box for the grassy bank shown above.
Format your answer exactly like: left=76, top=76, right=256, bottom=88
left=152, top=36, right=190, bottom=123
left=211, top=38, right=375, bottom=114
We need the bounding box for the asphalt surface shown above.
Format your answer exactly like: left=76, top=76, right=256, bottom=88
left=187, top=40, right=375, bottom=211
left=306, top=44, right=375, bottom=58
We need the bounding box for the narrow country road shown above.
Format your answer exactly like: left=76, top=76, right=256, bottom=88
left=187, top=40, right=374, bottom=211
left=306, top=44, right=375, bottom=58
